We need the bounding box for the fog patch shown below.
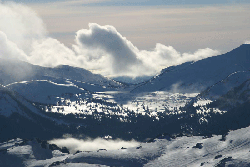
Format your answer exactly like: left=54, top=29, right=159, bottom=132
left=169, top=82, right=209, bottom=94
left=48, top=137, right=140, bottom=153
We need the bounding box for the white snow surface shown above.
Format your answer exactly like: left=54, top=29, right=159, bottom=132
left=0, top=86, right=65, bottom=124
left=4, top=79, right=198, bottom=120
left=1, top=126, right=250, bottom=166
left=6, top=80, right=86, bottom=104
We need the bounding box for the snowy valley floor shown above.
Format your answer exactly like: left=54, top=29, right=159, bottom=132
left=1, top=125, right=250, bottom=167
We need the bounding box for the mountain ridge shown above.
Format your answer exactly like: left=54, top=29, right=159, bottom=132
left=132, top=44, right=250, bottom=93
left=0, top=58, right=122, bottom=88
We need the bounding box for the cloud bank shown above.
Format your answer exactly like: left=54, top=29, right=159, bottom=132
left=49, top=137, right=140, bottom=153
left=0, top=2, right=221, bottom=77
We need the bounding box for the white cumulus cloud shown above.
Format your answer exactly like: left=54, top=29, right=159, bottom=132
left=74, top=23, right=149, bottom=76
left=74, top=24, right=220, bottom=77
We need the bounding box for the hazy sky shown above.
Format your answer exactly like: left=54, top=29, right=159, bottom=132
left=3, top=0, right=250, bottom=5
left=2, top=0, right=248, bottom=52
left=1, top=0, right=250, bottom=77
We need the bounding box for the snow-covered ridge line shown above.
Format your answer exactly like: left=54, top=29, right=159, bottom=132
left=201, top=70, right=249, bottom=95
left=198, top=70, right=250, bottom=101
left=4, top=79, right=74, bottom=87
left=0, top=58, right=123, bottom=89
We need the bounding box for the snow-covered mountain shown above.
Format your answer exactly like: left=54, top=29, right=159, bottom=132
left=132, top=44, right=250, bottom=93
left=178, top=77, right=250, bottom=135
left=0, top=86, right=69, bottom=141
left=0, top=58, right=122, bottom=90
left=197, top=71, right=250, bottom=102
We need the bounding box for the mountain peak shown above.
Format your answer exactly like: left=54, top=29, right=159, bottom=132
left=241, top=43, right=250, bottom=47
left=232, top=44, right=250, bottom=53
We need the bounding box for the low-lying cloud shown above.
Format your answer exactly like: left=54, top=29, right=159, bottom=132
left=0, top=2, right=222, bottom=78
left=49, top=137, right=140, bottom=153
left=75, top=23, right=145, bottom=76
